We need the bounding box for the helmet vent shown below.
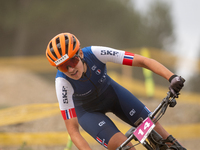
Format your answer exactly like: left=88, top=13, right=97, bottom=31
left=56, top=37, right=62, bottom=56
left=49, top=42, right=57, bottom=59
left=64, top=35, right=69, bottom=55
left=47, top=53, right=54, bottom=62
left=72, top=36, right=76, bottom=50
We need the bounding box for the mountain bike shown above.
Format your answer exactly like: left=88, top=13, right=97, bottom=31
left=117, top=89, right=187, bottom=150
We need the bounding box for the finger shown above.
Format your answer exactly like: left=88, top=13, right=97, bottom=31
left=176, top=84, right=182, bottom=88
left=169, top=88, right=178, bottom=98
left=179, top=76, right=186, bottom=83
left=173, top=87, right=180, bottom=92
left=179, top=83, right=184, bottom=87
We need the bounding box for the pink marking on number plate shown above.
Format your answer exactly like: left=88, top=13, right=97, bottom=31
left=133, top=117, right=155, bottom=143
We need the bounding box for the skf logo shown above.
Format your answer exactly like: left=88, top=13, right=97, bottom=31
left=98, top=120, right=106, bottom=126
left=62, top=86, right=68, bottom=103
left=101, top=50, right=119, bottom=56
left=96, top=69, right=101, bottom=75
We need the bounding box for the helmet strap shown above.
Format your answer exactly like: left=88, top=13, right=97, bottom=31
left=79, top=56, right=86, bottom=78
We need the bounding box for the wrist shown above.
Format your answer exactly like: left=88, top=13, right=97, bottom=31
left=169, top=74, right=178, bottom=83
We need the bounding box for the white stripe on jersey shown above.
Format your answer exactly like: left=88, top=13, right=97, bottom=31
left=55, top=77, right=74, bottom=111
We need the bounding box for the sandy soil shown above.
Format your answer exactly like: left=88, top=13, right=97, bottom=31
left=0, top=67, right=199, bottom=150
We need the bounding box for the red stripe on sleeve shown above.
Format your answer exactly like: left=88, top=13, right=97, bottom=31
left=71, top=108, right=77, bottom=118
left=61, top=110, right=67, bottom=120
left=123, top=59, right=133, bottom=66
left=125, top=51, right=135, bottom=56
left=69, top=108, right=77, bottom=118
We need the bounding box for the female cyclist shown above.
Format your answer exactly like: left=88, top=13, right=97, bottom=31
left=46, top=32, right=185, bottom=150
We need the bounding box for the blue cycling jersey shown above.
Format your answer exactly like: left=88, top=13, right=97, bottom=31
left=55, top=46, right=150, bottom=148
left=56, top=46, right=111, bottom=104
left=55, top=46, right=133, bottom=118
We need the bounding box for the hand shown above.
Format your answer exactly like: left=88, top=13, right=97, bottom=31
left=169, top=75, right=185, bottom=98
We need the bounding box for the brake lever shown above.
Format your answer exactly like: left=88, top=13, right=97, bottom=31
left=165, top=91, right=177, bottom=107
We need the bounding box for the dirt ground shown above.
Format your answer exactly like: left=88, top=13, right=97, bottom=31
left=0, top=67, right=199, bottom=150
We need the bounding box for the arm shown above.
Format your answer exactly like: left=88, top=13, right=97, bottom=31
left=132, top=54, right=174, bottom=80
left=65, top=117, right=92, bottom=150
left=55, top=77, right=91, bottom=149
left=132, top=54, right=185, bottom=97
left=90, top=46, right=172, bottom=79
left=90, top=47, right=183, bottom=96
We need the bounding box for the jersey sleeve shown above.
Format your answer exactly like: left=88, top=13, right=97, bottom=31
left=55, top=77, right=77, bottom=120
left=91, top=46, right=134, bottom=66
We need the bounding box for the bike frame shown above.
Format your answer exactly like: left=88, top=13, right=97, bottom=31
left=117, top=91, right=184, bottom=150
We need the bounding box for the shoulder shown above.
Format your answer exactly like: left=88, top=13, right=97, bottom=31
left=56, top=70, right=67, bottom=78
left=81, top=46, right=104, bottom=60
left=55, top=70, right=73, bottom=87
left=55, top=75, right=74, bottom=99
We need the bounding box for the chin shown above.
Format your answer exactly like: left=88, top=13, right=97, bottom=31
left=71, top=73, right=82, bottom=80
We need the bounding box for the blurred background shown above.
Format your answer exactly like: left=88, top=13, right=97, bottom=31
left=0, top=0, right=199, bottom=150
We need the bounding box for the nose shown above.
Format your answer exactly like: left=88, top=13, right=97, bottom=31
left=68, top=66, right=75, bottom=72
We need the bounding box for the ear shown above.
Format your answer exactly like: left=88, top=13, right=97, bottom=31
left=79, top=49, right=84, bottom=58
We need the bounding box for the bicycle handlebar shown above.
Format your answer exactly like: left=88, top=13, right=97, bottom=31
left=117, top=77, right=186, bottom=150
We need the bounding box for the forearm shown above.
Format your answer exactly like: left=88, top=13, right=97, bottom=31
left=143, top=58, right=173, bottom=80
left=132, top=54, right=174, bottom=80
left=69, top=131, right=92, bottom=150
left=65, top=118, right=92, bottom=150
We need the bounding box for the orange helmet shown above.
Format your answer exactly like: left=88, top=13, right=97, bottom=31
left=46, top=33, right=80, bottom=66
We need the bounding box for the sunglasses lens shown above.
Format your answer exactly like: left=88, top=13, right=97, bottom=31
left=57, top=56, right=79, bottom=72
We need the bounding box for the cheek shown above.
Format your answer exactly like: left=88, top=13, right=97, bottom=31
left=74, top=62, right=83, bottom=77
left=77, top=61, right=83, bottom=70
